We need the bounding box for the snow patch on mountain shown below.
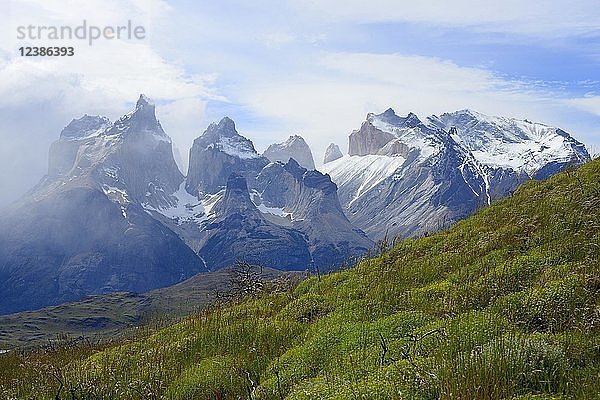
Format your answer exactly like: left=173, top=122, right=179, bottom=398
left=76, top=134, right=123, bottom=169
left=143, top=181, right=222, bottom=226
left=60, top=115, right=111, bottom=141
left=369, top=116, right=439, bottom=159
left=256, top=203, right=289, bottom=218
left=249, top=190, right=293, bottom=220
left=102, top=184, right=130, bottom=205
left=208, top=135, right=261, bottom=159
left=321, top=154, right=406, bottom=206
left=427, top=109, right=587, bottom=176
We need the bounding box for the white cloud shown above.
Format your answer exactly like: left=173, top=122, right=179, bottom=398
left=319, top=53, right=498, bottom=92
left=0, top=0, right=221, bottom=205
left=159, top=96, right=210, bottom=171
left=288, top=0, right=600, bottom=38
left=566, top=95, right=600, bottom=116
left=1, top=0, right=218, bottom=110
left=261, top=32, right=297, bottom=48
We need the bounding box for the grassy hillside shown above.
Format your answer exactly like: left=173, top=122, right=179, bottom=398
left=2, top=159, right=600, bottom=399
left=0, top=267, right=301, bottom=349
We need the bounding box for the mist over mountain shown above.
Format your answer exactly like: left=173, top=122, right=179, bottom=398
left=0, top=97, right=371, bottom=314
left=0, top=95, right=205, bottom=314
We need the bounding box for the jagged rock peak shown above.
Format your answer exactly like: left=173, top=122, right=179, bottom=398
left=283, top=157, right=307, bottom=179
left=324, top=143, right=343, bottom=164
left=136, top=94, right=154, bottom=109
left=383, top=107, right=396, bottom=117
left=186, top=117, right=267, bottom=195
left=303, top=170, right=337, bottom=194
left=195, top=117, right=260, bottom=159
left=60, top=115, right=110, bottom=140
left=131, top=93, right=157, bottom=120
left=106, top=94, right=168, bottom=140
left=280, top=158, right=337, bottom=194
left=205, top=117, right=238, bottom=138
left=405, top=112, right=421, bottom=125
left=263, top=134, right=315, bottom=170
left=214, top=173, right=259, bottom=216
left=287, top=134, right=308, bottom=144
left=367, top=108, right=422, bottom=128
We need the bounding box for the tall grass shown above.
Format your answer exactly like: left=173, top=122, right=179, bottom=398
left=2, top=160, right=600, bottom=399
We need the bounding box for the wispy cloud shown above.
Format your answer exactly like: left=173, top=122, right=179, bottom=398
left=287, top=0, right=600, bottom=39
left=0, top=0, right=220, bottom=205
left=233, top=51, right=599, bottom=163
left=566, top=95, right=600, bottom=116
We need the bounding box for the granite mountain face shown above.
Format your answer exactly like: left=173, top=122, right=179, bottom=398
left=148, top=117, right=373, bottom=272
left=0, top=97, right=372, bottom=314
left=262, top=135, right=316, bottom=170
left=322, top=108, right=589, bottom=240
left=0, top=96, right=205, bottom=314
left=323, top=143, right=343, bottom=164
left=185, top=117, right=268, bottom=196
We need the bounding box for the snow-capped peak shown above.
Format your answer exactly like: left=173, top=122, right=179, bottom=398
left=285, top=135, right=305, bottom=146
left=365, top=109, right=440, bottom=159
left=355, top=107, right=589, bottom=176
left=267, top=134, right=309, bottom=150
left=367, top=108, right=422, bottom=129
left=103, top=95, right=170, bottom=143
left=427, top=109, right=590, bottom=175
left=210, top=116, right=237, bottom=136
left=197, top=117, right=260, bottom=159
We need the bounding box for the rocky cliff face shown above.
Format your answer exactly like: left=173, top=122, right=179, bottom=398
left=186, top=117, right=268, bottom=196
left=104, top=96, right=184, bottom=208
left=323, top=143, right=343, bottom=164
left=155, top=122, right=374, bottom=272
left=196, top=173, right=313, bottom=270
left=48, top=115, right=111, bottom=176
left=255, top=158, right=373, bottom=271
left=150, top=119, right=373, bottom=272
left=348, top=109, right=424, bottom=157
left=263, top=135, right=316, bottom=170
left=348, top=122, right=395, bottom=156
left=46, top=95, right=184, bottom=209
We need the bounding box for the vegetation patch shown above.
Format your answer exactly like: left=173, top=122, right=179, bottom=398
left=2, top=160, right=600, bottom=399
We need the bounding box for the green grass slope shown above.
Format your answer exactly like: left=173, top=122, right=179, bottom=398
left=0, top=267, right=300, bottom=349
left=2, top=160, right=600, bottom=399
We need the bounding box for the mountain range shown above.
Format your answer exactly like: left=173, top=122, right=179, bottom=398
left=0, top=96, right=369, bottom=314
left=0, top=96, right=589, bottom=314
left=323, top=108, right=589, bottom=239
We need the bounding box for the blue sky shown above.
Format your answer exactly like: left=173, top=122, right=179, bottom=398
left=0, top=0, right=599, bottom=205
